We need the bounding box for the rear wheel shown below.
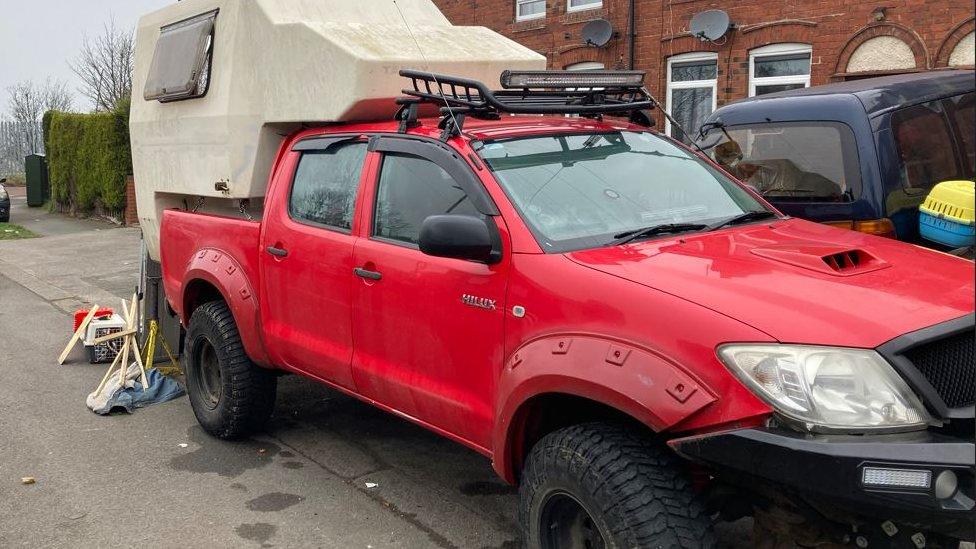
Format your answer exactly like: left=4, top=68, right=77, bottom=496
left=184, top=300, right=276, bottom=438
left=519, top=422, right=716, bottom=549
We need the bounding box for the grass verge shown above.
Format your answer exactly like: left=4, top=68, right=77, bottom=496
left=0, top=223, right=39, bottom=240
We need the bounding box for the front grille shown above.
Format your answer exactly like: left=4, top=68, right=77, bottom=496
left=904, top=331, right=975, bottom=409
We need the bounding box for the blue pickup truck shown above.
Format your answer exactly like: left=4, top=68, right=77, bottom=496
left=696, top=70, right=974, bottom=245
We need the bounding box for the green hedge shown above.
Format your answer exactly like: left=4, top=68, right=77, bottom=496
left=46, top=100, right=131, bottom=213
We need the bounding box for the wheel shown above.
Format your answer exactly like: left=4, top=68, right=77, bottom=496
left=518, top=422, right=716, bottom=549
left=184, top=300, right=277, bottom=438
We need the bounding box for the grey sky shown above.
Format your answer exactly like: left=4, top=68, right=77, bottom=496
left=0, top=0, right=172, bottom=113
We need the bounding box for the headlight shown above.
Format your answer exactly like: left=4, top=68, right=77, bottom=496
left=718, top=344, right=931, bottom=432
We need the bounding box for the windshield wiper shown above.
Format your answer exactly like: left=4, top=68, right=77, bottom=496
left=611, top=223, right=708, bottom=246
left=705, top=210, right=778, bottom=232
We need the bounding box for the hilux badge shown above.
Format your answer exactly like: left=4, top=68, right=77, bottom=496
left=461, top=294, right=496, bottom=310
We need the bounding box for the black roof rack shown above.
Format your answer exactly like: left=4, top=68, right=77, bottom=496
left=397, top=69, right=657, bottom=138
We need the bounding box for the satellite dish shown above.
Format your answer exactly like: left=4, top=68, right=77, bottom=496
left=582, top=19, right=613, bottom=47
left=689, top=9, right=731, bottom=42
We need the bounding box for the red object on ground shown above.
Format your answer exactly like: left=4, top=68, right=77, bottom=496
left=74, top=307, right=114, bottom=332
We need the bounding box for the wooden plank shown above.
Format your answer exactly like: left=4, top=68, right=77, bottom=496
left=58, top=305, right=99, bottom=365
left=131, top=338, right=150, bottom=392
left=117, top=294, right=138, bottom=386
left=92, top=328, right=137, bottom=345
left=92, top=343, right=125, bottom=396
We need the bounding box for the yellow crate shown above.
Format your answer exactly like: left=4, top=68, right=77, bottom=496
left=920, top=180, right=975, bottom=226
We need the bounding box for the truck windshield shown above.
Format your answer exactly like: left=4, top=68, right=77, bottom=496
left=476, top=131, right=769, bottom=253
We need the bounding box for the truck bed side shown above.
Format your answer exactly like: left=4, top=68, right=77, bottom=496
left=160, top=208, right=271, bottom=365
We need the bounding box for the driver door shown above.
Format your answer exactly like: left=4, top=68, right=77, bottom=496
left=350, top=137, right=508, bottom=448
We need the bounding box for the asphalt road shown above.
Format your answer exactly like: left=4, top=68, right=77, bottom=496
left=0, top=205, right=753, bottom=548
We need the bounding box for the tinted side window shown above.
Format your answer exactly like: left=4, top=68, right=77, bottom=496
left=947, top=92, right=975, bottom=178
left=373, top=153, right=479, bottom=245
left=891, top=101, right=960, bottom=191
left=290, top=142, right=367, bottom=230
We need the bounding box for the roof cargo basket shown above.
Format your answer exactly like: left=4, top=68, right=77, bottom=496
left=398, top=69, right=656, bottom=133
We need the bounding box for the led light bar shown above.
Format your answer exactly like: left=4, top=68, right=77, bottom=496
left=862, top=467, right=932, bottom=489
left=500, top=70, right=645, bottom=89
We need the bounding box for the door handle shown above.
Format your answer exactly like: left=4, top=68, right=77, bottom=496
left=353, top=267, right=382, bottom=281
left=266, top=246, right=288, bottom=257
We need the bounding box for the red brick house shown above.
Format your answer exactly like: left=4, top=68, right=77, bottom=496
left=432, top=0, right=975, bottom=141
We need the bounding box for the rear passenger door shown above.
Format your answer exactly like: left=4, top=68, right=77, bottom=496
left=349, top=137, right=508, bottom=449
left=260, top=137, right=368, bottom=389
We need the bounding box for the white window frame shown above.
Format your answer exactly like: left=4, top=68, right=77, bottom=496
left=665, top=52, right=718, bottom=139
left=748, top=43, right=812, bottom=97
left=515, top=0, right=546, bottom=21
left=565, top=61, right=605, bottom=71
left=567, top=0, right=602, bottom=13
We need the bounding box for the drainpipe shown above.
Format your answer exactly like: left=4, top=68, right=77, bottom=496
left=628, top=0, right=636, bottom=69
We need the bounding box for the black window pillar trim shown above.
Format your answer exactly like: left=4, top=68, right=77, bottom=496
left=368, top=134, right=501, bottom=216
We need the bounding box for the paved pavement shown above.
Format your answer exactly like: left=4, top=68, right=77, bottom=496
left=0, top=204, right=752, bottom=548
left=0, top=191, right=141, bottom=314
left=3, top=186, right=115, bottom=237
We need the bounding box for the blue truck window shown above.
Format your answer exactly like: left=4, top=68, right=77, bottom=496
left=704, top=122, right=860, bottom=202
left=891, top=101, right=961, bottom=192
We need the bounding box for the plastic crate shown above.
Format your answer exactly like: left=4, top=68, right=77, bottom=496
left=919, top=180, right=974, bottom=248
left=74, top=307, right=114, bottom=332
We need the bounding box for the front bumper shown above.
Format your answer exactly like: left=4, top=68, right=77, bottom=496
left=672, top=427, right=975, bottom=539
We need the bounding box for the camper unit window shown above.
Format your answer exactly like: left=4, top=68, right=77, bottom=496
left=144, top=10, right=218, bottom=102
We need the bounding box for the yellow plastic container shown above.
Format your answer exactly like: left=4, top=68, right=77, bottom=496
left=920, top=180, right=975, bottom=225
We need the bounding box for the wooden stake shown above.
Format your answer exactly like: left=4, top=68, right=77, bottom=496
left=117, top=294, right=138, bottom=386
left=93, top=343, right=125, bottom=396
left=58, top=305, right=99, bottom=365
left=91, top=328, right=136, bottom=345
left=130, top=338, right=150, bottom=392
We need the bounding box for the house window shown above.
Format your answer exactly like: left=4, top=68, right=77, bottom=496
left=144, top=10, right=218, bottom=102
left=567, top=0, right=602, bottom=13
left=516, top=0, right=545, bottom=21
left=749, top=43, right=811, bottom=97
left=666, top=52, right=717, bottom=144
left=566, top=61, right=605, bottom=71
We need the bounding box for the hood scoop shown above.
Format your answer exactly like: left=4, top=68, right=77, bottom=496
left=751, top=245, right=889, bottom=276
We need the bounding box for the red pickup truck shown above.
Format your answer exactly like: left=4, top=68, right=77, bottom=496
left=160, top=71, right=975, bottom=547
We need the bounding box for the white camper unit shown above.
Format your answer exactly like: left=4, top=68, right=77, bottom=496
left=130, top=0, right=546, bottom=260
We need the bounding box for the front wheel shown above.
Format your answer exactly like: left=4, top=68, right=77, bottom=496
left=184, top=300, right=277, bottom=438
left=518, top=422, right=716, bottom=549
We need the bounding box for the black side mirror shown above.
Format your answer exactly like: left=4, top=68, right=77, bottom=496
left=419, top=215, right=500, bottom=264
left=0, top=178, right=6, bottom=183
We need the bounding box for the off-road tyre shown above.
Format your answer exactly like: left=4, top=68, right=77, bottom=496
left=518, top=422, right=716, bottom=549
left=184, top=300, right=276, bottom=438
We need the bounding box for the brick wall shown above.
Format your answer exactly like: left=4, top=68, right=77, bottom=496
left=124, top=175, right=138, bottom=227
left=433, top=0, right=974, bottom=126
